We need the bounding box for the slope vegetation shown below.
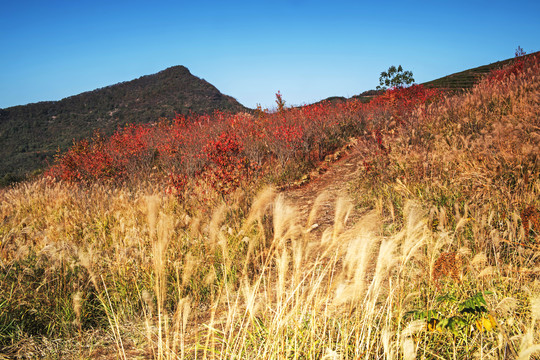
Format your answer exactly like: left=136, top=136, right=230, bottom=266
left=0, top=66, right=247, bottom=180
left=423, top=50, right=539, bottom=90
left=0, top=54, right=539, bottom=358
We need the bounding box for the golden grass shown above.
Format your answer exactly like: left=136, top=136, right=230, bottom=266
left=1, top=57, right=540, bottom=358
left=1, top=179, right=539, bottom=358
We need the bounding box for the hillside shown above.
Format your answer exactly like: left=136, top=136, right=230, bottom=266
left=423, top=50, right=540, bottom=90
left=0, top=66, right=248, bottom=181
left=2, top=52, right=537, bottom=184
left=314, top=51, right=539, bottom=105
left=0, top=54, right=539, bottom=358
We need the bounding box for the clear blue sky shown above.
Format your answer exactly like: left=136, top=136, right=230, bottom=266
left=1, top=0, right=539, bottom=110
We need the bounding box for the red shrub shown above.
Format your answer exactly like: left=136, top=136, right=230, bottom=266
left=202, top=132, right=258, bottom=195
left=46, top=76, right=447, bottom=193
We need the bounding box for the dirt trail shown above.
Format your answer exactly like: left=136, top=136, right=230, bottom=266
left=283, top=141, right=366, bottom=233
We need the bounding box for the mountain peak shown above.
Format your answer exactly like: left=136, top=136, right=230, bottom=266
left=0, top=66, right=248, bottom=178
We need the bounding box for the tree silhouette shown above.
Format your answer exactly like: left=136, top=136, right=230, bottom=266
left=376, top=65, right=415, bottom=90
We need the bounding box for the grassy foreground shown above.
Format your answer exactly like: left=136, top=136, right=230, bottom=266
left=1, top=55, right=540, bottom=359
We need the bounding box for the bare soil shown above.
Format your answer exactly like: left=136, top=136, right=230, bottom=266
left=284, top=140, right=366, bottom=233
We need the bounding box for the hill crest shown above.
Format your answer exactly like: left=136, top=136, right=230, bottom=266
left=0, top=65, right=248, bottom=180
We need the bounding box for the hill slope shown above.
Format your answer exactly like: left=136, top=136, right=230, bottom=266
left=0, top=53, right=538, bottom=358
left=422, top=51, right=539, bottom=90
left=0, top=66, right=248, bottom=180
left=314, top=51, right=539, bottom=105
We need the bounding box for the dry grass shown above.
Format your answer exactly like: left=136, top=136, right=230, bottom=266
left=1, top=56, right=540, bottom=358
left=1, top=180, right=539, bottom=359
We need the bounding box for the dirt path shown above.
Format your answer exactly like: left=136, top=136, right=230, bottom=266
left=283, top=140, right=366, bottom=233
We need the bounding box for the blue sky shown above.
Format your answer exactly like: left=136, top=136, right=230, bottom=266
left=1, top=0, right=539, bottom=110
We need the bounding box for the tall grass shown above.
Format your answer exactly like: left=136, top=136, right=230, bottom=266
left=1, top=54, right=539, bottom=358
left=1, top=180, right=539, bottom=358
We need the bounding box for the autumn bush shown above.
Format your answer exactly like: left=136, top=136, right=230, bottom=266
left=353, top=52, right=540, bottom=252
left=46, top=82, right=443, bottom=201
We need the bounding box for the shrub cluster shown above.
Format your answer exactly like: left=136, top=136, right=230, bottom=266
left=46, top=85, right=442, bottom=198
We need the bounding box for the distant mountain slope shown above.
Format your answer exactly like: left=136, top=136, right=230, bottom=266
left=314, top=51, right=539, bottom=105
left=0, top=66, right=249, bottom=179
left=422, top=51, right=539, bottom=91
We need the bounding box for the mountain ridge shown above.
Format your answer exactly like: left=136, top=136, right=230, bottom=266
left=2, top=52, right=537, bottom=183
left=0, top=65, right=248, bottom=181
left=422, top=50, right=540, bottom=90
left=313, top=51, right=539, bottom=105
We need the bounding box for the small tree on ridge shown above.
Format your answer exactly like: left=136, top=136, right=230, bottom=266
left=376, top=65, right=415, bottom=90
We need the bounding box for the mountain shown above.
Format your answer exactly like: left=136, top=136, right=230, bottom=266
left=0, top=66, right=249, bottom=181
left=314, top=51, right=539, bottom=105
left=422, top=51, right=539, bottom=91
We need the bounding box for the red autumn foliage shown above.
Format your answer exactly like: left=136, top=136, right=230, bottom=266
left=47, top=56, right=537, bottom=197
left=201, top=132, right=258, bottom=195
left=44, top=85, right=444, bottom=194
left=487, top=52, right=539, bottom=83
left=367, top=85, right=442, bottom=126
